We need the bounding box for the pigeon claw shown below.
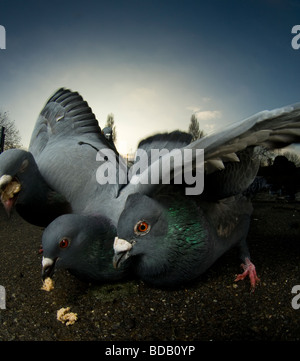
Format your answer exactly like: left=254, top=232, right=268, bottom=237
left=235, top=257, right=260, bottom=292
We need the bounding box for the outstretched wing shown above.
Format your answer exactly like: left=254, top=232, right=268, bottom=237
left=29, top=88, right=112, bottom=157
left=121, top=102, right=300, bottom=197
left=189, top=103, right=300, bottom=173
left=28, top=88, right=122, bottom=213
left=137, top=131, right=192, bottom=153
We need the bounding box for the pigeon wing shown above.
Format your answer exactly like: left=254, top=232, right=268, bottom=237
left=189, top=102, right=300, bottom=173
left=121, top=102, right=300, bottom=197
left=28, top=88, right=122, bottom=212
left=29, top=88, right=111, bottom=158
left=136, top=131, right=192, bottom=153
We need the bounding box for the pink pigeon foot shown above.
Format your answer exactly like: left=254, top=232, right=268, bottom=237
left=235, top=257, right=260, bottom=291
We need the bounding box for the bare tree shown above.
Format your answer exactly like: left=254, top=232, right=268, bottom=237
left=188, top=114, right=205, bottom=141
left=105, top=113, right=117, bottom=143
left=0, top=111, right=22, bottom=151
left=255, top=147, right=277, bottom=167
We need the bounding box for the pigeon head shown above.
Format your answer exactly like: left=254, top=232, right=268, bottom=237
left=102, top=127, right=113, bottom=142
left=0, top=149, right=35, bottom=215
left=42, top=214, right=128, bottom=282
left=0, top=148, right=70, bottom=226
left=114, top=193, right=168, bottom=267
left=114, top=192, right=211, bottom=286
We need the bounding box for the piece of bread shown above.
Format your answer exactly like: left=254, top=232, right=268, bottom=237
left=2, top=181, right=21, bottom=202
left=57, top=307, right=78, bottom=326
left=41, top=277, right=54, bottom=292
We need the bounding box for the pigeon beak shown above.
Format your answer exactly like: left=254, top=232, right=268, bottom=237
left=42, top=257, right=57, bottom=280
left=0, top=175, right=13, bottom=191
left=113, top=237, right=133, bottom=269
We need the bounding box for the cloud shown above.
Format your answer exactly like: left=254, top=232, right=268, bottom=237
left=195, top=110, right=222, bottom=135
left=186, top=102, right=222, bottom=135
left=186, top=106, right=222, bottom=135
left=186, top=105, right=202, bottom=113
left=195, top=110, right=222, bottom=121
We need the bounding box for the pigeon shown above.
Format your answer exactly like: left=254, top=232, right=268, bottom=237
left=0, top=148, right=71, bottom=227
left=41, top=214, right=127, bottom=282
left=113, top=102, right=300, bottom=289
left=18, top=87, right=133, bottom=281
left=102, top=127, right=114, bottom=147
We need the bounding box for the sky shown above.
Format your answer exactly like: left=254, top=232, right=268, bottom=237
left=0, top=0, right=300, bottom=155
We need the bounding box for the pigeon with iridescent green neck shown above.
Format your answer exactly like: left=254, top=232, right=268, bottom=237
left=114, top=151, right=258, bottom=289
left=114, top=102, right=300, bottom=290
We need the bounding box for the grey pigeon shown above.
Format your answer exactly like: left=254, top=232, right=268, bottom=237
left=0, top=87, right=127, bottom=282
left=102, top=126, right=115, bottom=148
left=0, top=148, right=71, bottom=227
left=20, top=87, right=131, bottom=281
left=113, top=102, right=300, bottom=289
left=41, top=214, right=127, bottom=282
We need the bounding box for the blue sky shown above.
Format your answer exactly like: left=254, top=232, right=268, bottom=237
left=0, top=0, right=300, bottom=154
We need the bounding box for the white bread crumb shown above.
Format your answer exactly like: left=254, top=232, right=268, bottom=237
left=41, top=277, right=54, bottom=292
left=2, top=181, right=21, bottom=202
left=57, top=307, right=78, bottom=326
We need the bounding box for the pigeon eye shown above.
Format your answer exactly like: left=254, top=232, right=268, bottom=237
left=59, top=238, right=70, bottom=248
left=134, top=221, right=150, bottom=235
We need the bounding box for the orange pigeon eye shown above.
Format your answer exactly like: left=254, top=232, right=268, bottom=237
left=138, top=222, right=148, bottom=232
left=134, top=221, right=150, bottom=235
left=59, top=238, right=69, bottom=248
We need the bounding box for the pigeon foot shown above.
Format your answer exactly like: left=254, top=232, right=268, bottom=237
left=235, top=257, right=260, bottom=291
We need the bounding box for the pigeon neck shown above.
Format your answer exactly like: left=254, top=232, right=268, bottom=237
left=136, top=196, right=212, bottom=286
